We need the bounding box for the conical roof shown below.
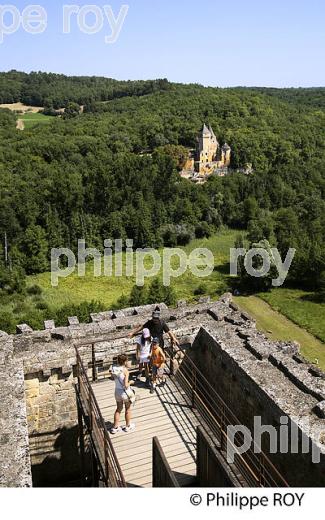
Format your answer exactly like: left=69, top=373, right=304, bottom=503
left=208, top=125, right=216, bottom=138
left=201, top=123, right=211, bottom=136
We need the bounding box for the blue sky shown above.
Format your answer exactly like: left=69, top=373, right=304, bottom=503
left=0, top=0, right=324, bottom=87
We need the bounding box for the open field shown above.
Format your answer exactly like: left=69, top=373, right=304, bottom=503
left=27, top=230, right=238, bottom=309
left=235, top=295, right=325, bottom=370
left=0, top=102, right=59, bottom=129
left=0, top=102, right=42, bottom=113
left=0, top=230, right=237, bottom=333
left=19, top=112, right=53, bottom=129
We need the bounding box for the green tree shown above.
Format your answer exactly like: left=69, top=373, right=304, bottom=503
left=147, top=278, right=177, bottom=306
left=0, top=265, right=26, bottom=294
left=63, top=102, right=80, bottom=118
left=129, top=285, right=148, bottom=306
left=20, top=225, right=49, bottom=274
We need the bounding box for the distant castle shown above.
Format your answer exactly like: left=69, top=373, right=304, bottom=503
left=182, top=124, right=231, bottom=180
left=195, top=124, right=231, bottom=174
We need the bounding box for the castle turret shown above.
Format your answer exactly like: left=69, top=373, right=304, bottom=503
left=199, top=124, right=212, bottom=153
left=195, top=123, right=219, bottom=173
left=221, top=143, right=231, bottom=167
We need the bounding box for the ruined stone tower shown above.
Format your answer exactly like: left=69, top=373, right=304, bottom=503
left=1, top=295, right=325, bottom=488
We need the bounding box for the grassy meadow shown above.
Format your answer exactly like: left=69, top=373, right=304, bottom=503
left=235, top=295, right=325, bottom=370
left=27, top=230, right=237, bottom=309
left=1, top=229, right=324, bottom=369
left=20, top=112, right=53, bottom=129
left=0, top=230, right=236, bottom=333
left=259, top=289, right=325, bottom=343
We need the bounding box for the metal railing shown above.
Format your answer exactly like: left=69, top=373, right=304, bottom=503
left=75, top=347, right=126, bottom=487
left=166, top=343, right=289, bottom=488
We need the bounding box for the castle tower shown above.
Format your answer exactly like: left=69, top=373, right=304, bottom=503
left=195, top=124, right=219, bottom=173
left=198, top=123, right=212, bottom=154
left=221, top=143, right=231, bottom=167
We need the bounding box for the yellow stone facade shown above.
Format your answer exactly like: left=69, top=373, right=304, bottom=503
left=194, top=124, right=231, bottom=174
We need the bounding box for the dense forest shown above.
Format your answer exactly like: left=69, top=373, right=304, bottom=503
left=242, top=87, right=325, bottom=110
left=1, top=71, right=325, bottom=301
left=0, top=70, right=171, bottom=107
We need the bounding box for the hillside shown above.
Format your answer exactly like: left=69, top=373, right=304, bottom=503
left=241, top=87, right=325, bottom=110
left=0, top=72, right=324, bottom=299
left=0, top=70, right=170, bottom=107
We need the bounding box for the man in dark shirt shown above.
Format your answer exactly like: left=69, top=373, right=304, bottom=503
left=129, top=310, right=179, bottom=348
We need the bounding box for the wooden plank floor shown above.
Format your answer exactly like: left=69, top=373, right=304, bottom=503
left=92, top=376, right=199, bottom=488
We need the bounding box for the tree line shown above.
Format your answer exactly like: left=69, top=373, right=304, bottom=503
left=0, top=70, right=171, bottom=108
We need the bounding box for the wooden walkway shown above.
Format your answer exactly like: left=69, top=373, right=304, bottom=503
left=92, top=376, right=200, bottom=488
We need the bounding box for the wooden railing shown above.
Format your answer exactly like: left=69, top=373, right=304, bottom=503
left=152, top=437, right=180, bottom=488
left=166, top=343, right=289, bottom=488
left=75, top=347, right=126, bottom=487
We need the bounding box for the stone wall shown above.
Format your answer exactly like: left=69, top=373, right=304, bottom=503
left=25, top=370, right=79, bottom=486
left=190, top=325, right=325, bottom=486
left=0, top=332, right=32, bottom=487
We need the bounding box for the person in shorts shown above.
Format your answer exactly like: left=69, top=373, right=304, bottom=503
left=135, top=327, right=151, bottom=385
left=110, top=354, right=135, bottom=434
left=149, top=337, right=166, bottom=394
